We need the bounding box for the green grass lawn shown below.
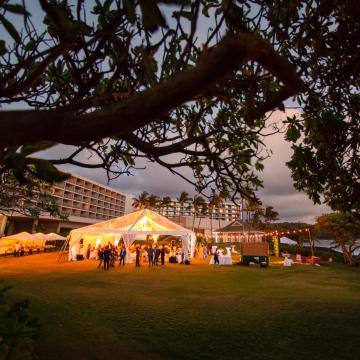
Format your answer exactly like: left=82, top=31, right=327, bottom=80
left=1, top=253, right=360, bottom=360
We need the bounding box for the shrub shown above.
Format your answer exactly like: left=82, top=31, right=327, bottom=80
left=0, top=284, right=39, bottom=360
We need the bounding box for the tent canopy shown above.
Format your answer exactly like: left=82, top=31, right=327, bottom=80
left=280, top=237, right=298, bottom=245
left=31, top=232, right=48, bottom=241
left=1, top=231, right=34, bottom=242
left=47, top=233, right=66, bottom=240
left=1, top=232, right=66, bottom=242
left=70, top=208, right=193, bottom=236
left=68, top=209, right=196, bottom=261
left=0, top=232, right=64, bottom=254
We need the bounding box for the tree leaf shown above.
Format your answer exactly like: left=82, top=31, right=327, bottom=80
left=157, top=0, right=191, bottom=4
left=0, top=39, right=6, bottom=56
left=30, top=159, right=71, bottom=183
left=21, top=141, right=57, bottom=156
left=124, top=0, right=136, bottom=24
left=10, top=153, right=26, bottom=171
left=139, top=0, right=167, bottom=32
left=202, top=6, right=209, bottom=17
left=24, top=40, right=34, bottom=51
left=286, top=124, right=301, bottom=142
left=0, top=15, right=21, bottom=43
left=1, top=3, right=30, bottom=16
left=172, top=10, right=193, bottom=21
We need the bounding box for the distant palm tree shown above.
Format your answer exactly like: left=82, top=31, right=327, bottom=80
left=132, top=191, right=149, bottom=210
left=244, top=198, right=263, bottom=240
left=264, top=206, right=279, bottom=225
left=208, top=193, right=223, bottom=236
left=177, top=191, right=190, bottom=222
left=197, top=202, right=208, bottom=230
left=148, top=194, right=160, bottom=210
left=215, top=195, right=225, bottom=230
left=191, top=195, right=206, bottom=231
left=161, top=196, right=172, bottom=216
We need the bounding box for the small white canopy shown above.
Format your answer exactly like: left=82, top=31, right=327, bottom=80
left=0, top=232, right=33, bottom=254
left=1, top=231, right=34, bottom=242
left=0, top=232, right=66, bottom=254
left=280, top=237, right=298, bottom=245
left=31, top=232, right=48, bottom=240
left=46, top=233, right=66, bottom=241
left=68, top=209, right=196, bottom=261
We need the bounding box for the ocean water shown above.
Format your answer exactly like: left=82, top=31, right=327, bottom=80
left=302, top=239, right=360, bottom=256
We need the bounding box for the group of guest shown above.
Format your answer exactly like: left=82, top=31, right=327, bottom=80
left=91, top=243, right=126, bottom=270
left=12, top=241, right=41, bottom=257
left=196, top=244, right=210, bottom=259
left=88, top=243, right=169, bottom=270
left=81, top=240, right=228, bottom=268
left=195, top=244, right=223, bottom=265
left=13, top=241, right=25, bottom=257
left=141, top=244, right=166, bottom=267
left=167, top=245, right=188, bottom=264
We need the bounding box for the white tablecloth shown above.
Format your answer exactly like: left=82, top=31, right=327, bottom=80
left=210, top=255, right=232, bottom=265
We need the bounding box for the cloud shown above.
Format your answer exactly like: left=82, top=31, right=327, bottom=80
left=37, top=110, right=330, bottom=224
left=257, top=110, right=330, bottom=223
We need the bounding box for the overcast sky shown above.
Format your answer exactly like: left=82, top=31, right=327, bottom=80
left=45, top=109, right=330, bottom=224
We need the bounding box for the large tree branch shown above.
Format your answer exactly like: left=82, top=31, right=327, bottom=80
left=0, top=32, right=305, bottom=149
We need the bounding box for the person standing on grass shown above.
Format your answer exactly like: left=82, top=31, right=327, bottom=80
left=160, top=245, right=165, bottom=265
left=154, top=245, right=160, bottom=266
left=103, top=246, right=110, bottom=270
left=135, top=245, right=141, bottom=267
left=203, top=245, right=208, bottom=259
left=110, top=245, right=116, bottom=267
left=198, top=244, right=203, bottom=259
left=214, top=247, right=220, bottom=265
left=97, top=246, right=103, bottom=269
left=119, top=246, right=126, bottom=266
left=14, top=241, right=21, bottom=257
left=86, top=244, right=91, bottom=260
left=148, top=245, right=154, bottom=267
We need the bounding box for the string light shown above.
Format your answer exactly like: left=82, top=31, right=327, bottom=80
left=215, top=228, right=311, bottom=242
left=263, top=228, right=310, bottom=237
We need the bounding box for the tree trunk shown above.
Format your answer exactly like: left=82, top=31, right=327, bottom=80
left=308, top=229, right=315, bottom=257
left=192, top=212, right=196, bottom=232
left=338, top=240, right=356, bottom=266
left=197, top=216, right=202, bottom=231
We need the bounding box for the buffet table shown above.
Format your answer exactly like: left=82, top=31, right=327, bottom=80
left=209, top=255, right=232, bottom=265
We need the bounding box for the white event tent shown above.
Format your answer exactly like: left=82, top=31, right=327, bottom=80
left=0, top=232, right=33, bottom=254
left=47, top=233, right=67, bottom=241
left=1, top=231, right=34, bottom=242
left=68, top=209, right=196, bottom=262
left=0, top=232, right=66, bottom=254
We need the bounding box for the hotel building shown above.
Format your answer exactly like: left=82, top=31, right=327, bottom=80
left=1, top=174, right=133, bottom=236
left=157, top=200, right=242, bottom=222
